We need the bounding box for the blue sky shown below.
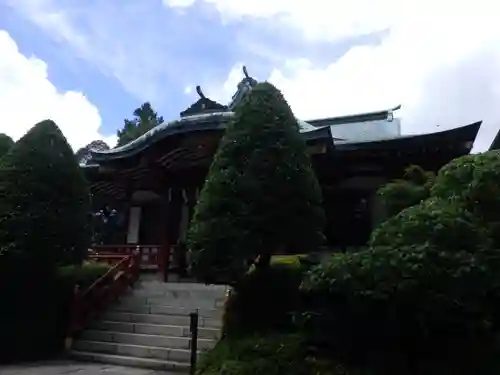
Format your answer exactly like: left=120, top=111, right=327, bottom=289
left=0, top=0, right=499, bottom=151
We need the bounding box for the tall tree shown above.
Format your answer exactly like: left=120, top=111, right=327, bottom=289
left=76, top=140, right=110, bottom=165
left=187, top=82, right=326, bottom=284
left=116, top=102, right=164, bottom=147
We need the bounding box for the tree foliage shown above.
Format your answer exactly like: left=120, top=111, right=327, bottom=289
left=75, top=140, right=110, bottom=165
left=0, top=133, right=14, bottom=159
left=430, top=151, right=500, bottom=248
left=0, top=120, right=91, bottom=266
left=187, top=82, right=325, bottom=284
left=431, top=151, right=500, bottom=223
left=116, top=102, right=164, bottom=147
left=376, top=165, right=434, bottom=220
left=370, top=197, right=489, bottom=252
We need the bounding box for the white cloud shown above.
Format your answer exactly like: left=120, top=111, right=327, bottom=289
left=0, top=30, right=115, bottom=150
left=163, top=0, right=196, bottom=7
left=190, top=0, right=500, bottom=152
left=166, top=0, right=398, bottom=41
left=8, top=0, right=500, bottom=152
left=6, top=0, right=220, bottom=106
left=5, top=0, right=166, bottom=102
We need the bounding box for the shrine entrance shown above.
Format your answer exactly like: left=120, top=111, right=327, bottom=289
left=118, top=187, right=197, bottom=281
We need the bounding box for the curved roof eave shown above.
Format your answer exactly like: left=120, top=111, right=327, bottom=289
left=306, top=104, right=402, bottom=127
left=91, top=112, right=330, bottom=162
left=334, top=121, right=482, bottom=151
left=91, top=112, right=233, bottom=162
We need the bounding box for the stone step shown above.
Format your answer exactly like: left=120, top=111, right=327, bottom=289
left=80, top=330, right=215, bottom=350
left=73, top=340, right=201, bottom=362
left=130, top=287, right=226, bottom=295
left=70, top=350, right=189, bottom=372
left=102, top=311, right=222, bottom=329
left=91, top=321, right=221, bottom=340
left=135, top=281, right=228, bottom=293
left=125, top=290, right=227, bottom=304
left=114, top=300, right=223, bottom=318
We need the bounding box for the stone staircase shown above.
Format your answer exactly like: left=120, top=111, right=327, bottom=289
left=70, top=279, right=228, bottom=372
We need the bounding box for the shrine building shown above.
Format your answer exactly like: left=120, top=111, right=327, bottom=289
left=82, top=66, right=481, bottom=277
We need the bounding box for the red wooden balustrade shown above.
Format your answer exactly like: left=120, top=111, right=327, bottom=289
left=66, top=251, right=141, bottom=343
left=92, top=244, right=163, bottom=271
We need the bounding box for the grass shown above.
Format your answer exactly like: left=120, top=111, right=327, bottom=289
left=271, top=254, right=306, bottom=266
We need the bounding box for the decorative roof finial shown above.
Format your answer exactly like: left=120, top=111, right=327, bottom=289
left=227, top=65, right=258, bottom=110
left=180, top=85, right=228, bottom=117
left=196, top=85, right=206, bottom=99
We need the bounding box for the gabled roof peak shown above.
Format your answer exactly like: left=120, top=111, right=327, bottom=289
left=180, top=85, right=228, bottom=118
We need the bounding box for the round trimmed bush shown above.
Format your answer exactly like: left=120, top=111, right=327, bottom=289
left=370, top=198, right=490, bottom=252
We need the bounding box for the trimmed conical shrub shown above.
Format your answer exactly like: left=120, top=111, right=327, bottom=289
left=188, top=82, right=325, bottom=284
left=0, top=119, right=91, bottom=266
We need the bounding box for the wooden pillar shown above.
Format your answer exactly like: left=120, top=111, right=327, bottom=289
left=162, top=187, right=183, bottom=282
left=161, top=188, right=172, bottom=282
left=178, top=189, right=190, bottom=244
left=126, top=206, right=141, bottom=244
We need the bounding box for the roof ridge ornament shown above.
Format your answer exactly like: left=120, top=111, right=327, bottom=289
left=228, top=65, right=258, bottom=110
left=242, top=65, right=250, bottom=79
left=196, top=85, right=206, bottom=99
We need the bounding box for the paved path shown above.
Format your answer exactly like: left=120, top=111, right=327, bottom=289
left=0, top=360, right=180, bottom=375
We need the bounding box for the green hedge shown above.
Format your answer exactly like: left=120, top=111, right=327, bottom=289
left=0, top=260, right=111, bottom=362
left=301, top=244, right=500, bottom=369
left=0, top=257, right=71, bottom=363
left=196, top=334, right=311, bottom=375
left=58, top=261, right=111, bottom=290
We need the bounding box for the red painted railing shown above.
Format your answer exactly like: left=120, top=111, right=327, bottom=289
left=66, top=251, right=141, bottom=343
left=92, top=244, right=163, bottom=271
